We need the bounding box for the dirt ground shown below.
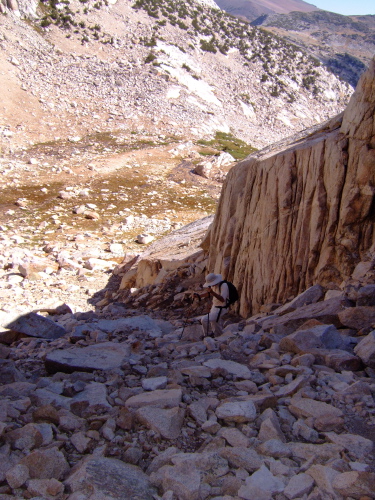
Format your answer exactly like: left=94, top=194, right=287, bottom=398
left=0, top=132, right=229, bottom=248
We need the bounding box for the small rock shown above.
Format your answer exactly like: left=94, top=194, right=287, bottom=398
left=142, top=376, right=168, bottom=391
left=220, top=447, right=263, bottom=472
left=332, top=470, right=375, bottom=497
left=323, top=432, right=373, bottom=460
left=238, top=464, right=285, bottom=499
left=136, top=406, right=185, bottom=439
left=283, top=473, right=314, bottom=499
left=5, top=423, right=43, bottom=451
left=136, top=234, right=154, bottom=244
left=84, top=210, right=100, bottom=220
left=257, top=439, right=292, bottom=458
left=354, top=331, right=375, bottom=368
left=5, top=463, right=29, bottom=489
left=216, top=400, right=257, bottom=423
left=126, top=389, right=182, bottom=410
left=19, top=447, right=70, bottom=480
left=71, top=431, right=91, bottom=453
left=27, top=478, right=64, bottom=498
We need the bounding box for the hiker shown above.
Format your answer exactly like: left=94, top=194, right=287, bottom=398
left=195, top=273, right=230, bottom=337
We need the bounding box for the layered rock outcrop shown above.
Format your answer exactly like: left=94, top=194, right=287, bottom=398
left=205, top=58, right=375, bottom=317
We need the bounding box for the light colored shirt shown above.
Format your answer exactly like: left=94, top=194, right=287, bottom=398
left=210, top=282, right=229, bottom=313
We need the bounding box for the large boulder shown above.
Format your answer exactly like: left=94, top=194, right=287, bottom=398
left=65, top=456, right=157, bottom=499
left=5, top=312, right=66, bottom=340
left=279, top=324, right=345, bottom=353
left=354, top=331, right=375, bottom=368
left=274, top=285, right=325, bottom=315
left=288, top=397, right=344, bottom=431
left=261, top=297, right=353, bottom=336
left=19, top=448, right=70, bottom=480
left=338, top=306, right=375, bottom=330
left=332, top=471, right=375, bottom=498
left=119, top=217, right=213, bottom=289
left=44, top=342, right=130, bottom=373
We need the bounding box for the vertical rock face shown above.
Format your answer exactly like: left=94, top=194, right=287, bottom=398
left=206, top=58, right=375, bottom=317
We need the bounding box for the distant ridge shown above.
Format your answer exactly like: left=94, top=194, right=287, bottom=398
left=215, top=0, right=319, bottom=22
left=252, top=10, right=375, bottom=87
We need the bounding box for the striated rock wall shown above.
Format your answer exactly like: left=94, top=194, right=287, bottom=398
left=206, top=58, right=375, bottom=317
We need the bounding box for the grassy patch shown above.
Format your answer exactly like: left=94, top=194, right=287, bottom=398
left=197, top=131, right=257, bottom=160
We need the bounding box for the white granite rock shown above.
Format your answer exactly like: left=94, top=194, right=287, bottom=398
left=136, top=406, right=185, bottom=439
left=238, top=465, right=285, bottom=500
left=216, top=400, right=257, bottom=423
left=283, top=473, right=314, bottom=499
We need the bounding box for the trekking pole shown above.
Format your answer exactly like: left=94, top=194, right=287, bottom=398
left=206, top=311, right=210, bottom=336
left=179, top=293, right=197, bottom=341
left=179, top=316, right=189, bottom=341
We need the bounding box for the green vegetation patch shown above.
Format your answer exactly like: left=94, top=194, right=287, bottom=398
left=197, top=132, right=257, bottom=160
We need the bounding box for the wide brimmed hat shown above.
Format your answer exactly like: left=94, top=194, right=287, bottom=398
left=203, top=273, right=223, bottom=287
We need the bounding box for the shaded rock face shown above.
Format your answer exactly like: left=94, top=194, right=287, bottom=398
left=206, top=58, right=375, bottom=317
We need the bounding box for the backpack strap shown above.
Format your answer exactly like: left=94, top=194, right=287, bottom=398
left=215, top=305, right=226, bottom=322
left=215, top=281, right=229, bottom=321
left=219, top=280, right=230, bottom=308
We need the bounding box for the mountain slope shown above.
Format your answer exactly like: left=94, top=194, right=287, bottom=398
left=0, top=0, right=351, bottom=154
left=215, top=0, right=318, bottom=21
left=252, top=10, right=375, bottom=87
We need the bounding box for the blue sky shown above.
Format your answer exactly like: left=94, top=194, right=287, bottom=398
left=311, top=0, right=375, bottom=16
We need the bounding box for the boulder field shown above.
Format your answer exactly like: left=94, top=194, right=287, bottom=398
left=1, top=269, right=375, bottom=499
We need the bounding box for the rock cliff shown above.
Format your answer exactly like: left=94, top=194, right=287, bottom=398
left=205, top=57, right=375, bottom=317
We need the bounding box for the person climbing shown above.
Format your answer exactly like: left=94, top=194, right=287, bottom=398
left=194, top=273, right=230, bottom=337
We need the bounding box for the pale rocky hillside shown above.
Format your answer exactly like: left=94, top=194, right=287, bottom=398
left=215, top=0, right=318, bottom=21
left=253, top=11, right=375, bottom=87
left=0, top=0, right=352, bottom=154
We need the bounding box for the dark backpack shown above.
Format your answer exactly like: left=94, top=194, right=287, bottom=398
left=219, top=280, right=239, bottom=307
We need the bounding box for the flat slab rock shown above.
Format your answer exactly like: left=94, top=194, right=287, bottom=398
left=44, top=342, right=130, bottom=373
left=83, top=315, right=172, bottom=338
left=289, top=397, right=343, bottom=420
left=203, top=359, right=252, bottom=379
left=5, top=312, right=66, bottom=340
left=274, top=284, right=324, bottom=315
left=125, top=389, right=182, bottom=409
left=65, top=456, right=157, bottom=500
left=261, top=297, right=353, bottom=336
